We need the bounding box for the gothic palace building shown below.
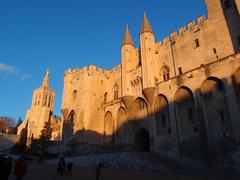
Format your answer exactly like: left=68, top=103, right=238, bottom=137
left=19, top=0, right=240, bottom=157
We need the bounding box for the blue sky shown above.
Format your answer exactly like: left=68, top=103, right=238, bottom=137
left=0, top=0, right=207, bottom=121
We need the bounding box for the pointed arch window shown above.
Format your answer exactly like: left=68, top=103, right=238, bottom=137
left=161, top=65, right=170, bottom=81
left=113, top=84, right=119, bottom=100
left=72, top=90, right=77, bottom=99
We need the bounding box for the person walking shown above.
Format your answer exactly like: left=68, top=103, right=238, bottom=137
left=14, top=155, right=27, bottom=180
left=0, top=155, right=10, bottom=180
left=5, top=156, right=12, bottom=180
left=57, top=158, right=66, bottom=176
left=66, top=162, right=73, bottom=176
left=95, top=163, right=102, bottom=180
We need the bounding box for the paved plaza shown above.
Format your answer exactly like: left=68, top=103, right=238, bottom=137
left=8, top=163, right=240, bottom=180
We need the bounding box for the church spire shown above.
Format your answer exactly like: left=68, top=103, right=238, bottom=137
left=140, top=12, right=154, bottom=35
left=122, top=25, right=134, bottom=47
left=42, top=68, right=50, bottom=88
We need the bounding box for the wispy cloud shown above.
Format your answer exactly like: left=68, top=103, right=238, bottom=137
left=21, top=74, right=30, bottom=81
left=0, top=63, right=16, bottom=74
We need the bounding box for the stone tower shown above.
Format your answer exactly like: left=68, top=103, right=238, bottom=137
left=206, top=0, right=240, bottom=53
left=121, top=25, right=137, bottom=96
left=24, top=69, right=55, bottom=140
left=140, top=13, right=156, bottom=89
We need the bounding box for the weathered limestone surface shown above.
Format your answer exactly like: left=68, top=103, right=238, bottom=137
left=21, top=0, right=240, bottom=159
left=60, top=0, right=240, bottom=157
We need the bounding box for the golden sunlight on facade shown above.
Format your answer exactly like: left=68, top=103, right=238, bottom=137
left=17, top=69, right=62, bottom=145
left=19, top=0, right=240, bottom=157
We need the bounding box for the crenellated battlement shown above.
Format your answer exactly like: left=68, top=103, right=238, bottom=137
left=158, top=14, right=207, bottom=47
left=64, top=63, right=121, bottom=80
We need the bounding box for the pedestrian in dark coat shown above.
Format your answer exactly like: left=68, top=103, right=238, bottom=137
left=95, top=163, right=102, bottom=180
left=5, top=157, right=12, bottom=180
left=0, top=156, right=7, bottom=180
left=57, top=158, right=66, bottom=176
left=66, top=162, right=73, bottom=176
left=0, top=155, right=13, bottom=180
left=14, top=156, right=27, bottom=180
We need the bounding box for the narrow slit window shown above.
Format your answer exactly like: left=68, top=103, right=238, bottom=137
left=194, top=39, right=200, bottom=48
left=104, top=92, right=108, bottom=103
left=178, top=67, right=183, bottom=75
left=213, top=48, right=217, bottom=54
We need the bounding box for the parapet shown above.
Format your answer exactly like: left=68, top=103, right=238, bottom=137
left=187, top=20, right=195, bottom=31
left=163, top=37, right=170, bottom=46
left=64, top=64, right=107, bottom=78
left=197, top=15, right=205, bottom=26
left=89, top=64, right=97, bottom=73
left=110, top=64, right=121, bottom=74
left=159, top=14, right=207, bottom=47
left=178, top=26, right=186, bottom=35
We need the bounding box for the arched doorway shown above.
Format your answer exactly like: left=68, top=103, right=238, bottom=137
left=134, top=128, right=150, bottom=152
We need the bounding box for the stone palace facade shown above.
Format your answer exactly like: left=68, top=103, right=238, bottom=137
left=20, top=0, right=240, bottom=157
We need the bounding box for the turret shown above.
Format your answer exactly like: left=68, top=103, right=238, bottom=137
left=122, top=25, right=134, bottom=47
left=140, top=12, right=155, bottom=89
left=121, top=25, right=136, bottom=96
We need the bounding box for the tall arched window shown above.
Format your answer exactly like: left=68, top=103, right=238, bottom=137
left=161, top=65, right=170, bottom=81
left=113, top=84, right=119, bottom=100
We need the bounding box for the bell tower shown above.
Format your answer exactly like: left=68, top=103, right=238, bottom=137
left=26, top=68, right=56, bottom=140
